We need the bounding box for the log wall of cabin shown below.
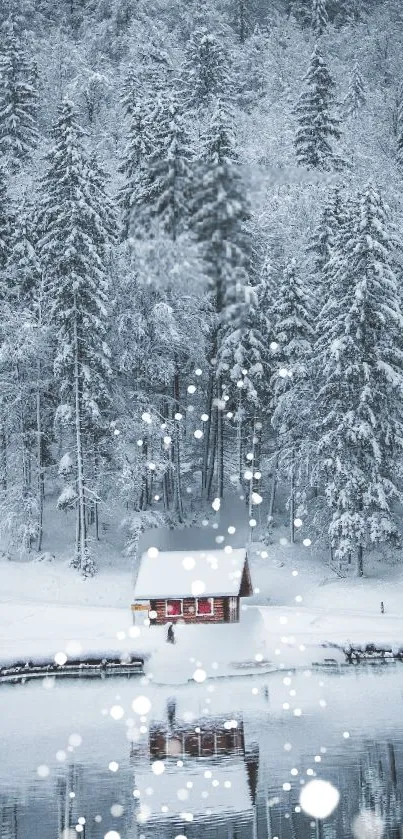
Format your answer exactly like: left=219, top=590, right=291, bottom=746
left=150, top=596, right=233, bottom=624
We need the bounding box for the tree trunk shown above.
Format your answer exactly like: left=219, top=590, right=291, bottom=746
left=289, top=456, right=295, bottom=544
left=239, top=0, right=246, bottom=42
left=73, top=305, right=88, bottom=573
left=172, top=367, right=184, bottom=521
left=140, top=438, right=149, bottom=511
left=252, top=420, right=262, bottom=499
left=216, top=377, right=224, bottom=499
left=202, top=371, right=214, bottom=498
left=0, top=408, right=7, bottom=492
left=16, top=361, right=33, bottom=551
left=268, top=451, right=278, bottom=521
left=237, top=389, right=243, bottom=486
left=207, top=405, right=218, bottom=499
left=94, top=446, right=100, bottom=540
left=356, top=544, right=364, bottom=577
left=161, top=398, right=171, bottom=510
left=36, top=366, right=44, bottom=552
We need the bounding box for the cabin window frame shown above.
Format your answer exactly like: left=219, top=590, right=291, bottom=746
left=196, top=597, right=214, bottom=616
left=165, top=598, right=183, bottom=617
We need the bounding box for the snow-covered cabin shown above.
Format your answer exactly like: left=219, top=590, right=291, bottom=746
left=131, top=547, right=253, bottom=625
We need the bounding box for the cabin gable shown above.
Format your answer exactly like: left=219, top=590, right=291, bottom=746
left=239, top=557, right=253, bottom=597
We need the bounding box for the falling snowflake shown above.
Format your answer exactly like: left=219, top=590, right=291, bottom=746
left=193, top=668, right=207, bottom=683
left=132, top=696, right=152, bottom=715
left=108, top=762, right=119, bottom=773
left=299, top=779, right=340, bottom=819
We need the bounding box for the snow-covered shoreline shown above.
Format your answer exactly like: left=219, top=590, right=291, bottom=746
left=2, top=537, right=403, bottom=685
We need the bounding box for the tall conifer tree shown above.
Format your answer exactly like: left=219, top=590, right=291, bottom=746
left=311, top=0, right=328, bottom=36
left=192, top=99, right=250, bottom=498
left=314, top=185, right=403, bottom=575
left=294, top=43, right=342, bottom=170
left=271, top=258, right=314, bottom=543
left=0, top=17, right=38, bottom=170
left=38, top=100, right=115, bottom=575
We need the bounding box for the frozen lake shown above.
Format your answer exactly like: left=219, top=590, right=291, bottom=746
left=1, top=666, right=403, bottom=838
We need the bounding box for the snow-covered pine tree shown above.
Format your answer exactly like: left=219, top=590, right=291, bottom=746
left=4, top=200, right=52, bottom=552
left=335, top=0, right=368, bottom=25
left=396, top=84, right=403, bottom=171
left=235, top=24, right=269, bottom=112
left=142, top=93, right=193, bottom=241
left=309, top=187, right=346, bottom=275
left=8, top=202, right=41, bottom=302
left=0, top=296, right=51, bottom=557
left=294, top=43, right=343, bottom=170
left=217, top=251, right=272, bottom=494
left=314, top=184, right=403, bottom=576
left=136, top=92, right=194, bottom=521
left=287, top=0, right=312, bottom=27
left=118, top=67, right=154, bottom=239
left=38, top=100, right=115, bottom=576
left=0, top=16, right=38, bottom=171
left=271, top=258, right=314, bottom=543
left=192, top=98, right=250, bottom=498
left=0, top=168, right=14, bottom=278
left=311, top=0, right=328, bottom=36
left=224, top=0, right=260, bottom=43
left=344, top=60, right=366, bottom=117
left=182, top=27, right=233, bottom=117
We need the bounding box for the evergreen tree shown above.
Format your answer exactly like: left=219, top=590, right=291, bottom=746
left=311, top=0, right=328, bottom=36
left=309, top=187, right=346, bottom=275
left=224, top=0, right=260, bottom=43
left=134, top=92, right=194, bottom=520
left=192, top=99, right=250, bottom=497
left=142, top=93, right=193, bottom=240
left=38, top=100, right=115, bottom=576
left=235, top=25, right=269, bottom=111
left=0, top=168, right=14, bottom=276
left=0, top=17, right=38, bottom=170
left=294, top=43, right=343, bottom=170
left=119, top=68, right=154, bottom=239
left=271, top=258, right=314, bottom=543
left=335, top=0, right=368, bottom=25
left=344, top=60, right=366, bottom=117
left=8, top=203, right=41, bottom=302
left=396, top=84, right=403, bottom=170
left=314, top=184, right=403, bottom=576
left=193, top=100, right=249, bottom=332
left=182, top=27, right=233, bottom=115
left=217, top=258, right=272, bottom=489
left=287, top=0, right=312, bottom=26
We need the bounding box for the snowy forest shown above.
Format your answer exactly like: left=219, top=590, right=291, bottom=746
left=1, top=0, right=403, bottom=579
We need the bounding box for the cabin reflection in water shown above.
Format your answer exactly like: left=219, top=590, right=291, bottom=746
left=130, top=700, right=259, bottom=838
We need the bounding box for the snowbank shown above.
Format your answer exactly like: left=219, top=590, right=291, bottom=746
left=2, top=532, right=403, bottom=684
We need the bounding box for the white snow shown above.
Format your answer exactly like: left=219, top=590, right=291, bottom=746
left=2, top=529, right=403, bottom=681
left=133, top=548, right=248, bottom=598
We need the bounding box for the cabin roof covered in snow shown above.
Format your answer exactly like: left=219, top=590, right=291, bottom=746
left=133, top=548, right=250, bottom=599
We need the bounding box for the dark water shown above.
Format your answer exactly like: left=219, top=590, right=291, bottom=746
left=1, top=667, right=403, bottom=838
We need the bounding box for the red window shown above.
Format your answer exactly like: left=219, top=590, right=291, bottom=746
left=196, top=597, right=214, bottom=616
left=166, top=599, right=183, bottom=617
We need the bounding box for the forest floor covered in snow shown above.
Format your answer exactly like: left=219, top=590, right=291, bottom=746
left=1, top=512, right=403, bottom=682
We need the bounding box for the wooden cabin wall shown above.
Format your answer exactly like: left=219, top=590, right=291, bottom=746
left=150, top=597, right=227, bottom=624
